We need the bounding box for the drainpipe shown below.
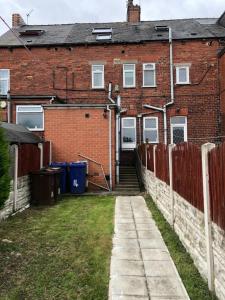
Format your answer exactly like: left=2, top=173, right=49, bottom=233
left=108, top=83, right=115, bottom=104
left=38, top=143, right=44, bottom=169
left=143, top=27, right=174, bottom=145
left=13, top=144, right=19, bottom=212
left=49, top=141, right=52, bottom=164
left=7, top=91, right=11, bottom=123
left=106, top=105, right=113, bottom=190
left=116, top=95, right=121, bottom=184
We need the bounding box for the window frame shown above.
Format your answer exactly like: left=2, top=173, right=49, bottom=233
left=123, top=64, right=136, bottom=88
left=92, top=64, right=105, bottom=89
left=121, top=117, right=136, bottom=150
left=176, top=65, right=190, bottom=85
left=143, top=117, right=159, bottom=143
left=16, top=105, right=44, bottom=132
left=170, top=116, right=187, bottom=144
left=0, top=69, right=10, bottom=95
left=143, top=63, right=156, bottom=87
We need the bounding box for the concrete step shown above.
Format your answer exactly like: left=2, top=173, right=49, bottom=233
left=117, top=184, right=140, bottom=188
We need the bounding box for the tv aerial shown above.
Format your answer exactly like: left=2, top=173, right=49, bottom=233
left=26, top=9, right=34, bottom=25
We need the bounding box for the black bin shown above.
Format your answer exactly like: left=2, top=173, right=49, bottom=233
left=30, top=168, right=61, bottom=206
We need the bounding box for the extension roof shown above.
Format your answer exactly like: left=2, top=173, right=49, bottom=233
left=0, top=122, right=43, bottom=144
left=0, top=18, right=225, bottom=47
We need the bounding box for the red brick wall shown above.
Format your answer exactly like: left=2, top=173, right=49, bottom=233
left=0, top=39, right=221, bottom=153
left=219, top=53, right=225, bottom=140
left=44, top=107, right=116, bottom=189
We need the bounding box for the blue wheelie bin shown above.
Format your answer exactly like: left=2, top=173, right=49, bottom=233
left=50, top=162, right=68, bottom=194
left=69, top=162, right=87, bottom=194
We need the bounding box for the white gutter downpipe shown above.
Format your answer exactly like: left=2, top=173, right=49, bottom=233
left=108, top=83, right=115, bottom=104
left=144, top=27, right=174, bottom=145
left=13, top=144, right=19, bottom=212
left=116, top=95, right=121, bottom=184
left=106, top=105, right=113, bottom=190
left=38, top=143, right=44, bottom=169
left=7, top=91, right=11, bottom=123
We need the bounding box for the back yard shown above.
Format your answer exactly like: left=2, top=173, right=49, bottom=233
left=0, top=196, right=115, bottom=300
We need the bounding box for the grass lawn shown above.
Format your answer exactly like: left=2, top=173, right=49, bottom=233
left=0, top=196, right=115, bottom=300
left=145, top=196, right=218, bottom=300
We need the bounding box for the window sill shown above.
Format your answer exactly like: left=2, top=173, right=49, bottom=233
left=123, top=86, right=136, bottom=89
left=176, top=82, right=190, bottom=85
left=91, top=88, right=105, bottom=91
left=28, top=129, right=44, bottom=132
left=142, top=85, right=157, bottom=88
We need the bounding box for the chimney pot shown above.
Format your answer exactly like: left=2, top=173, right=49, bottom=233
left=127, top=0, right=141, bottom=23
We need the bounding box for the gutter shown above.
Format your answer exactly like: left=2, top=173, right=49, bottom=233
left=0, top=95, right=57, bottom=100
left=43, top=103, right=117, bottom=108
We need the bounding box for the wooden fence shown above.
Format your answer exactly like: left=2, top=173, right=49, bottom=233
left=208, top=143, right=225, bottom=230
left=18, top=141, right=50, bottom=177
left=138, top=142, right=225, bottom=231
left=173, top=143, right=204, bottom=212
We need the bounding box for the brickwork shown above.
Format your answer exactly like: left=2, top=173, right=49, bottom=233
left=0, top=39, right=221, bottom=146
left=44, top=107, right=116, bottom=188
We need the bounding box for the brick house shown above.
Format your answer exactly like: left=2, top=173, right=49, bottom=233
left=1, top=0, right=225, bottom=189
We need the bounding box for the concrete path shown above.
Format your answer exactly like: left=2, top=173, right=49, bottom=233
left=109, top=196, right=190, bottom=300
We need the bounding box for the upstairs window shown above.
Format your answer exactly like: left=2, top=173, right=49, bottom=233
left=171, top=116, right=187, bottom=144
left=176, top=66, right=190, bottom=84
left=143, top=117, right=158, bottom=143
left=123, top=64, right=136, bottom=88
left=143, top=63, right=156, bottom=87
left=0, top=69, right=10, bottom=95
left=92, top=65, right=104, bottom=89
left=16, top=105, right=44, bottom=131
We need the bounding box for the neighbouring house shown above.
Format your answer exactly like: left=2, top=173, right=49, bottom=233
left=1, top=0, right=225, bottom=189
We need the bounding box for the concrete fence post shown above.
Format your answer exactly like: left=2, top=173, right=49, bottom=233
left=145, top=142, right=148, bottom=170
left=153, top=145, right=157, bottom=176
left=168, top=144, right=175, bottom=228
left=13, top=144, right=19, bottom=213
left=201, top=142, right=215, bottom=292
left=38, top=143, right=44, bottom=169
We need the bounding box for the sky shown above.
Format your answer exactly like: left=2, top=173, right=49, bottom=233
left=0, top=0, right=225, bottom=35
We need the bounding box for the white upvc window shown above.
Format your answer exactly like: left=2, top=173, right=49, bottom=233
left=123, top=64, right=136, bottom=88
left=143, top=63, right=156, bottom=87
left=143, top=117, right=158, bottom=143
left=176, top=65, right=190, bottom=84
left=16, top=105, right=44, bottom=131
left=171, top=116, right=187, bottom=144
left=92, top=64, right=104, bottom=89
left=122, top=117, right=136, bottom=149
left=0, top=69, right=10, bottom=95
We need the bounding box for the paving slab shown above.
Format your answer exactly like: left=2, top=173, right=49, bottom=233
left=109, top=196, right=190, bottom=300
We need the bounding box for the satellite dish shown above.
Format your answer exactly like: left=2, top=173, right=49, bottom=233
left=0, top=101, right=7, bottom=109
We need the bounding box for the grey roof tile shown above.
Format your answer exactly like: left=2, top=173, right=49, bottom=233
left=0, top=18, right=225, bottom=47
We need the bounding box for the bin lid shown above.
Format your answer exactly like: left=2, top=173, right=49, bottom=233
left=50, top=162, right=68, bottom=167
left=31, top=168, right=61, bottom=175
left=69, top=162, right=86, bottom=167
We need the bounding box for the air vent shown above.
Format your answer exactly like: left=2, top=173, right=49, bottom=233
left=155, top=25, right=169, bottom=32
left=190, top=33, right=197, bottom=36
left=92, top=28, right=112, bottom=34
left=19, top=30, right=45, bottom=36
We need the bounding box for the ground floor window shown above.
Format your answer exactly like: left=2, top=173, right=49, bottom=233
left=16, top=105, right=44, bottom=131
left=171, top=116, right=187, bottom=144
left=143, top=117, right=158, bottom=143
left=122, top=117, right=136, bottom=150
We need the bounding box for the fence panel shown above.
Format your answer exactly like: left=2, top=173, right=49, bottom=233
left=147, top=144, right=154, bottom=172
left=18, top=142, right=50, bottom=177
left=43, top=141, right=50, bottom=167
left=155, top=144, right=169, bottom=184
left=208, top=144, right=225, bottom=230
left=172, top=143, right=204, bottom=211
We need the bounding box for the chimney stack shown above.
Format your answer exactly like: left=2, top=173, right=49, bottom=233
left=12, top=13, right=26, bottom=28
left=127, top=0, right=141, bottom=23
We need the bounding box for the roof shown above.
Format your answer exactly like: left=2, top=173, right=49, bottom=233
left=1, top=18, right=225, bottom=47
left=0, top=122, right=43, bottom=144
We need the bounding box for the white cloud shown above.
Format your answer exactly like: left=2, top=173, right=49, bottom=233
left=0, top=0, right=225, bottom=36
